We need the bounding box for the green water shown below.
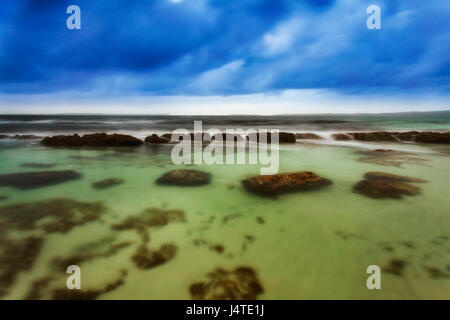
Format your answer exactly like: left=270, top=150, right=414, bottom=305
left=0, top=141, right=449, bottom=299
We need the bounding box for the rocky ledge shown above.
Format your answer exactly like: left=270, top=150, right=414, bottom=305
left=42, top=133, right=143, bottom=147
left=242, top=171, right=332, bottom=196
left=156, top=169, right=211, bottom=186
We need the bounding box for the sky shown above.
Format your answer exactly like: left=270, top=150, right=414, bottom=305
left=0, top=0, right=449, bottom=114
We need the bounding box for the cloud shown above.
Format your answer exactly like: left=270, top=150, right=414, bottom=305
left=0, top=0, right=448, bottom=105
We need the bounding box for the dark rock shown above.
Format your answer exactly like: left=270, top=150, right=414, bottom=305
left=189, top=266, right=263, bottom=300
left=364, top=172, right=427, bottom=183
left=0, top=135, right=9, bottom=139
left=242, top=171, right=332, bottom=196
left=332, top=133, right=352, bottom=141
left=353, top=172, right=424, bottom=199
left=145, top=134, right=170, bottom=144
left=0, top=196, right=7, bottom=202
left=156, top=169, right=211, bottom=186
left=0, top=170, right=81, bottom=190
left=21, top=162, right=56, bottom=169
left=42, top=133, right=143, bottom=147
left=295, top=133, right=322, bottom=140
left=92, top=178, right=124, bottom=190
left=256, top=132, right=296, bottom=143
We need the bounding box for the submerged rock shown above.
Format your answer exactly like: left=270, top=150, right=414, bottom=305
left=382, top=259, right=407, bottom=276
left=353, top=172, right=425, bottom=199
left=21, top=162, right=56, bottom=169
left=42, top=133, right=143, bottom=147
left=363, top=172, right=427, bottom=183
left=295, top=133, right=322, bottom=140
left=241, top=171, right=332, bottom=196
left=156, top=169, right=211, bottom=186
left=356, top=150, right=429, bottom=168
left=145, top=134, right=170, bottom=144
left=189, top=266, right=263, bottom=300
left=0, top=236, right=44, bottom=298
left=51, top=270, right=127, bottom=300
left=131, top=243, right=177, bottom=269
left=0, top=198, right=106, bottom=234
left=0, top=170, right=81, bottom=190
left=0, top=196, right=7, bottom=202
left=92, top=178, right=124, bottom=190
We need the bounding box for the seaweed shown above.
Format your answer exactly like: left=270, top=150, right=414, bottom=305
left=189, top=267, right=263, bottom=300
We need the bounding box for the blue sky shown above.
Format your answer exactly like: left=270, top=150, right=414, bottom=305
left=0, top=0, right=449, bottom=114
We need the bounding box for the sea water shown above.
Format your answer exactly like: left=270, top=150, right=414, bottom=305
left=0, top=136, right=449, bottom=299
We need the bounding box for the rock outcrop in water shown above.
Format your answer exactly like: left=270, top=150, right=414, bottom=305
left=332, top=133, right=352, bottom=141
left=156, top=169, right=211, bottom=186
left=0, top=170, right=81, bottom=190
left=92, top=178, right=124, bottom=190
left=255, top=132, right=296, bottom=143
left=242, top=171, right=332, bottom=196
left=42, top=133, right=143, bottom=147
left=189, top=267, right=263, bottom=300
left=295, top=133, right=322, bottom=140
left=353, top=172, right=426, bottom=199
left=145, top=134, right=170, bottom=144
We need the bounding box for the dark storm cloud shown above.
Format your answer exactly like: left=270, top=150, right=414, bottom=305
left=0, top=0, right=448, bottom=96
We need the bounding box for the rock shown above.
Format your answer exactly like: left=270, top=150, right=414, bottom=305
left=0, top=135, right=9, bottom=139
left=353, top=179, right=421, bottom=199
left=42, top=133, right=143, bottom=147
left=415, top=131, right=450, bottom=144
left=353, top=171, right=425, bottom=199
left=0, top=196, right=7, bottom=201
left=295, top=133, right=322, bottom=140
left=145, top=134, right=170, bottom=144
left=256, top=132, right=296, bottom=143
left=92, top=178, right=124, bottom=190
left=189, top=266, right=263, bottom=300
left=21, top=162, right=56, bottom=169
left=332, top=133, right=352, bottom=141
left=156, top=169, right=211, bottom=186
left=364, top=172, right=427, bottom=183
left=242, top=171, right=332, bottom=196
left=0, top=170, right=81, bottom=190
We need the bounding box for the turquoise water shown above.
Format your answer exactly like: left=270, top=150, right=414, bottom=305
left=0, top=140, right=449, bottom=299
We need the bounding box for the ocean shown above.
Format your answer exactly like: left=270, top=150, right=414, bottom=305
left=0, top=112, right=449, bottom=299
